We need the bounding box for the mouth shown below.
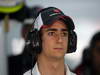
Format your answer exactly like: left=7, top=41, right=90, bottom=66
left=54, top=48, right=63, bottom=50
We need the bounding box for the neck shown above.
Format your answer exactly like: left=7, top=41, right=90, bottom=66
left=37, top=54, right=66, bottom=75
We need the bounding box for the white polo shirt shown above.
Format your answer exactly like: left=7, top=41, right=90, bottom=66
left=23, top=63, right=76, bottom=75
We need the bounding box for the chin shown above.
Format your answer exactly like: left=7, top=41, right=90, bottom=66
left=51, top=54, right=65, bottom=60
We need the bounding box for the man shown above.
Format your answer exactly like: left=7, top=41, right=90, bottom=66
left=24, top=7, right=77, bottom=75
left=74, top=31, right=100, bottom=75
left=90, top=32, right=100, bottom=75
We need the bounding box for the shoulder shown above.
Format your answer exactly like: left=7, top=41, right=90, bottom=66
left=23, top=63, right=40, bottom=75
left=65, top=64, right=76, bottom=75
left=23, top=70, right=31, bottom=75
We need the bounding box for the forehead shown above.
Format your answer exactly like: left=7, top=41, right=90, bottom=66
left=51, top=20, right=67, bottom=28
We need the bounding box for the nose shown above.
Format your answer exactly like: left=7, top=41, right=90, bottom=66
left=56, top=34, right=63, bottom=43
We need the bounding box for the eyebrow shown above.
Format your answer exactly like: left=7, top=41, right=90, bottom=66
left=45, top=28, right=68, bottom=32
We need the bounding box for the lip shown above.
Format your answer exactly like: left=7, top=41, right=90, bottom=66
left=54, top=48, right=63, bottom=50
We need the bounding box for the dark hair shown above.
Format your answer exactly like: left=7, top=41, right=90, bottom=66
left=82, top=31, right=100, bottom=67
left=90, top=31, right=100, bottom=49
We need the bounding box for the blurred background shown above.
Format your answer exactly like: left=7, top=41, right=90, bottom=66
left=0, top=0, right=100, bottom=75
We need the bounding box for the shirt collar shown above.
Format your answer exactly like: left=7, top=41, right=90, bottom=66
left=65, top=64, right=76, bottom=75
left=32, top=63, right=41, bottom=75
left=32, top=63, right=76, bottom=75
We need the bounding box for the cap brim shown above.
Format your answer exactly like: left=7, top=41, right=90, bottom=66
left=45, top=15, right=75, bottom=30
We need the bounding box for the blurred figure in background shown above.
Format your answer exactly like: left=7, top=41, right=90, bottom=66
left=74, top=31, right=100, bottom=75
left=8, top=5, right=43, bottom=75
left=8, top=22, right=32, bottom=75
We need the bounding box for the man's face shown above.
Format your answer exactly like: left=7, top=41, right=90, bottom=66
left=40, top=20, right=68, bottom=60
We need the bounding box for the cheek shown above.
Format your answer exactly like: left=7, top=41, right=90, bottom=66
left=64, top=38, right=68, bottom=52
left=42, top=36, right=54, bottom=50
left=64, top=38, right=68, bottom=48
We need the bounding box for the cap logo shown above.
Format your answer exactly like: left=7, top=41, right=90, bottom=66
left=49, top=13, right=60, bottom=16
left=53, top=9, right=61, bottom=13
left=49, top=9, right=61, bottom=17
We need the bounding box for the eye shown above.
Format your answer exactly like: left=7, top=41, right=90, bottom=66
left=48, top=32, right=56, bottom=36
left=61, top=32, right=68, bottom=37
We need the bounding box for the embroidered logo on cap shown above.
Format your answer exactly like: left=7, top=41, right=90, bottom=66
left=49, top=9, right=61, bottom=17
left=53, top=9, right=61, bottom=13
